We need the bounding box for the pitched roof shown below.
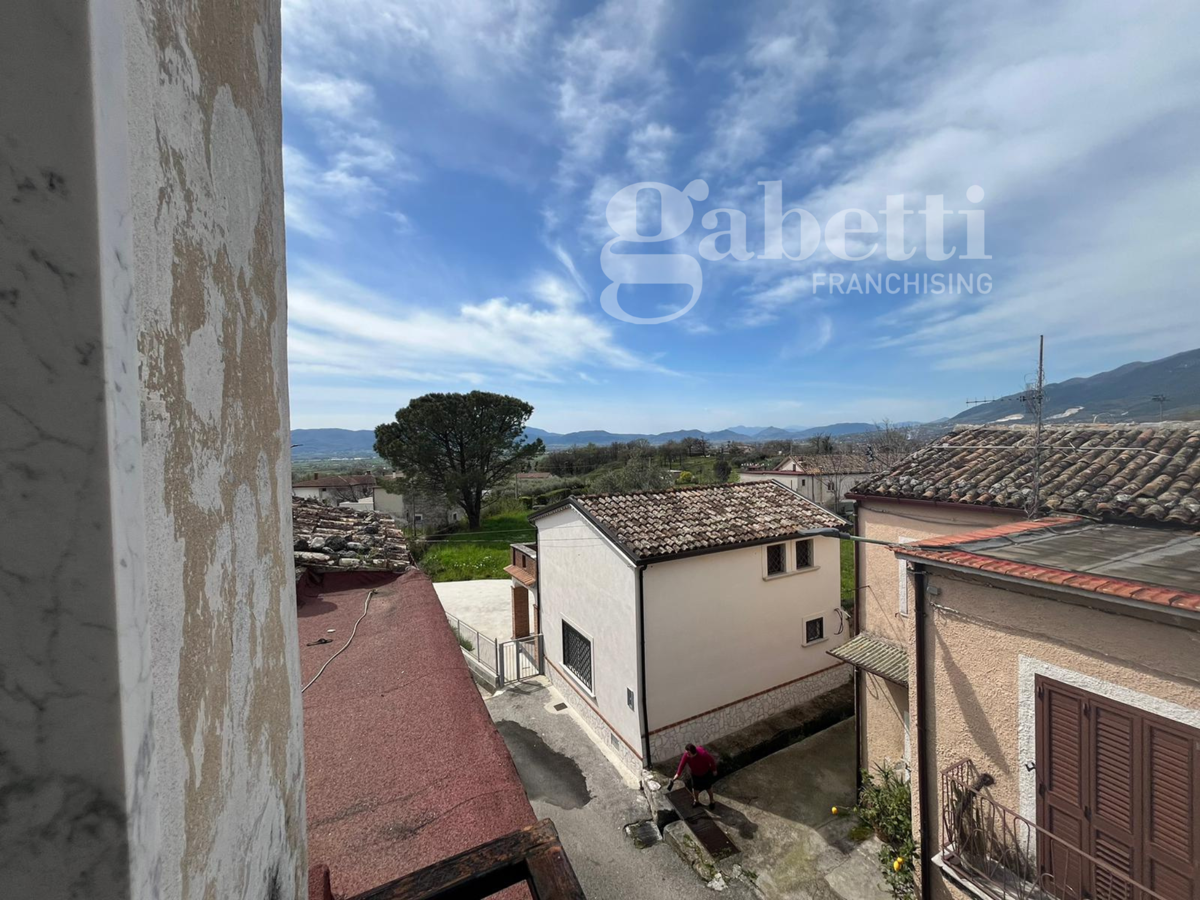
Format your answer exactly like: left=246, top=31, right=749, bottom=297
left=292, top=498, right=409, bottom=572
left=293, top=473, right=377, bottom=488
left=827, top=632, right=908, bottom=685
left=533, top=481, right=848, bottom=562
left=743, top=453, right=880, bottom=475
left=897, top=517, right=1200, bottom=614
left=849, top=423, right=1200, bottom=526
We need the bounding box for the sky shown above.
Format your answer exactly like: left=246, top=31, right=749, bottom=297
left=282, top=0, right=1200, bottom=434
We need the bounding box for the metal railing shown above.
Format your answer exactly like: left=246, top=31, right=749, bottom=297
left=446, top=612, right=499, bottom=675
left=939, top=759, right=1168, bottom=900
left=445, top=613, right=544, bottom=686
left=498, top=634, right=543, bottom=685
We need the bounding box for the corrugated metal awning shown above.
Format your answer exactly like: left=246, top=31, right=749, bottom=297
left=828, top=632, right=908, bottom=686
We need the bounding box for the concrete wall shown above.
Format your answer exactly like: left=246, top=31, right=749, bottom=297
left=373, top=486, right=462, bottom=528
left=536, top=507, right=644, bottom=770
left=1, top=1, right=303, bottom=898
left=642, top=537, right=848, bottom=744
left=857, top=500, right=1023, bottom=774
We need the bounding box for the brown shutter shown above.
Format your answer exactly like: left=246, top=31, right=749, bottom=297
left=1090, top=702, right=1140, bottom=900
left=1143, top=720, right=1198, bottom=900
left=1038, top=677, right=1088, bottom=898
left=1040, top=677, right=1200, bottom=900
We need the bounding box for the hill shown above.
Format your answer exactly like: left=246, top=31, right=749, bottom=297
left=290, top=428, right=379, bottom=460
left=948, top=347, right=1200, bottom=425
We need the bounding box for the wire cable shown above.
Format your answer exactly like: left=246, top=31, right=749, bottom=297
left=301, top=588, right=377, bottom=693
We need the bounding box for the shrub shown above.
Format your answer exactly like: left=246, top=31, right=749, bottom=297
left=519, top=495, right=533, bottom=509
left=454, top=627, right=474, bottom=652
left=676, top=470, right=694, bottom=484
left=856, top=764, right=917, bottom=898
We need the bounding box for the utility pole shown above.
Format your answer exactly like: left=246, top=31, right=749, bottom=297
left=1026, top=336, right=1046, bottom=519
left=1151, top=394, right=1168, bottom=422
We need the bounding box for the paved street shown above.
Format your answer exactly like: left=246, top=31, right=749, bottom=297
left=485, top=680, right=756, bottom=900
left=433, top=579, right=511, bottom=641
left=713, top=718, right=892, bottom=900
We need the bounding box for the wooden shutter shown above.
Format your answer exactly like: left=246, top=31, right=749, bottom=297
left=1038, top=678, right=1088, bottom=898
left=1143, top=720, right=1198, bottom=900
left=1090, top=702, right=1139, bottom=900
left=1039, top=677, right=1200, bottom=900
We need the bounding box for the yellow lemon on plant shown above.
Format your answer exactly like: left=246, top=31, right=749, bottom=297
left=831, top=806, right=838, bottom=815
left=894, top=857, right=905, bottom=871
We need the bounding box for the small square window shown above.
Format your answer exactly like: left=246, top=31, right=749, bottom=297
left=795, top=539, right=812, bottom=569
left=805, top=616, right=825, bottom=644
left=627, top=688, right=635, bottom=710
left=766, top=543, right=786, bottom=576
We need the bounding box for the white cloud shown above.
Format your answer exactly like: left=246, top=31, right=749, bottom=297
left=281, top=69, right=375, bottom=120
left=696, top=6, right=834, bottom=173
left=707, top=0, right=1200, bottom=366
left=287, top=267, right=669, bottom=384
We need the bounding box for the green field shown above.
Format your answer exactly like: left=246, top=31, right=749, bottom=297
left=840, top=539, right=855, bottom=610
left=417, top=507, right=535, bottom=582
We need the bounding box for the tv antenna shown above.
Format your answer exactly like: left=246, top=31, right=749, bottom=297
left=1024, top=336, right=1046, bottom=519
left=1151, top=394, right=1168, bottom=422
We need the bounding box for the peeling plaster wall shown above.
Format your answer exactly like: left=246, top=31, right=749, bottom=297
left=1, top=1, right=303, bottom=897
left=124, top=1, right=305, bottom=898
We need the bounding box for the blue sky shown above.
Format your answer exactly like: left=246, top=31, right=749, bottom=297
left=282, top=0, right=1200, bottom=434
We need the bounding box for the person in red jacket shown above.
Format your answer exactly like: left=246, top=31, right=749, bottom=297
left=673, top=743, right=718, bottom=808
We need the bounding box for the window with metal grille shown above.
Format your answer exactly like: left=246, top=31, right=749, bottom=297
left=804, top=616, right=824, bottom=644
left=795, top=539, right=813, bottom=569
left=766, top=543, right=786, bottom=575
left=562, top=622, right=593, bottom=691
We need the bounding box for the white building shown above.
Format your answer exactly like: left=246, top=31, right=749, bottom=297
left=372, top=484, right=463, bottom=529
left=738, top=454, right=881, bottom=513
left=292, top=473, right=377, bottom=506
left=528, top=481, right=852, bottom=773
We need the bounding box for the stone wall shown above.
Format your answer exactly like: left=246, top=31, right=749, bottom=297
left=647, top=663, right=851, bottom=763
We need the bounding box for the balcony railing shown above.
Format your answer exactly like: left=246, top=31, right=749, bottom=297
left=938, top=759, right=1168, bottom=900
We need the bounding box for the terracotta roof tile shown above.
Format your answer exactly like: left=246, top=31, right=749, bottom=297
left=850, top=423, right=1200, bottom=527
left=292, top=498, right=410, bottom=573
left=537, top=481, right=848, bottom=561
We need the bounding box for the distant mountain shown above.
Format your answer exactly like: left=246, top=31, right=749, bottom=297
left=291, top=421, right=922, bottom=459
left=727, top=425, right=771, bottom=436
left=290, top=428, right=378, bottom=460
left=948, top=347, right=1200, bottom=425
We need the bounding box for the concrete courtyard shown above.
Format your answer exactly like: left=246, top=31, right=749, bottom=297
left=711, top=717, right=892, bottom=900
left=433, top=578, right=511, bottom=642
left=486, top=679, right=756, bottom=900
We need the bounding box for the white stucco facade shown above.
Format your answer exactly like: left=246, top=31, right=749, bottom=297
left=642, top=537, right=850, bottom=758
left=536, top=507, right=645, bottom=770
left=535, top=503, right=850, bottom=772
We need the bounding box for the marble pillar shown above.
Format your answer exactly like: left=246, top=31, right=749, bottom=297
left=1, top=2, right=304, bottom=898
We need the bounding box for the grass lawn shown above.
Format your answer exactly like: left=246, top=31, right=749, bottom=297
left=417, top=508, right=535, bottom=582
left=840, top=538, right=856, bottom=610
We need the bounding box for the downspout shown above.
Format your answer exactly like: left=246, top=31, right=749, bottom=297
left=636, top=564, right=652, bottom=767
left=913, top=563, right=934, bottom=900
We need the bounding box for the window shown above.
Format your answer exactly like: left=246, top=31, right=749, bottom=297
left=795, top=539, right=813, bottom=569
left=562, top=622, right=593, bottom=691
left=627, top=688, right=635, bottom=711
left=804, top=615, right=825, bottom=645
left=766, top=543, right=787, bottom=576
